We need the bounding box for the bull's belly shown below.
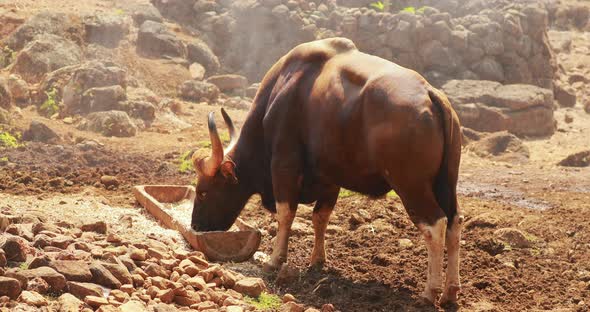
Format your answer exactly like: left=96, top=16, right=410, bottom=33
left=299, top=171, right=391, bottom=203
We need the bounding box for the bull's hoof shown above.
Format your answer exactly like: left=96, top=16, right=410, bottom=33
left=262, top=259, right=283, bottom=272
left=421, top=287, right=442, bottom=305
left=309, top=257, right=326, bottom=269
left=439, top=285, right=461, bottom=305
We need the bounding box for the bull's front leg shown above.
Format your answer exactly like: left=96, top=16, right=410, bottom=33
left=263, top=166, right=302, bottom=271
left=264, top=201, right=297, bottom=270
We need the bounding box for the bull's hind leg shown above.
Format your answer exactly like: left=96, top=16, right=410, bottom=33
left=310, top=187, right=339, bottom=267
left=401, top=191, right=447, bottom=304
left=440, top=214, right=464, bottom=304
left=418, top=217, right=447, bottom=303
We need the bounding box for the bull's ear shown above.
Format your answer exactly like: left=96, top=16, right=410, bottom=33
left=220, top=161, right=238, bottom=184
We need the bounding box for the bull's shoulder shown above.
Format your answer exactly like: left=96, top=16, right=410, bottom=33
left=286, top=37, right=357, bottom=64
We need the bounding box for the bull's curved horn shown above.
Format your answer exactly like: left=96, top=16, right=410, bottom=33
left=221, top=108, right=238, bottom=154
left=202, top=112, right=224, bottom=176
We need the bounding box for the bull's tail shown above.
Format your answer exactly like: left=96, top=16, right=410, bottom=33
left=429, top=87, right=462, bottom=227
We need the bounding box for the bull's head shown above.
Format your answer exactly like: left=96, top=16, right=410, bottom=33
left=191, top=108, right=250, bottom=232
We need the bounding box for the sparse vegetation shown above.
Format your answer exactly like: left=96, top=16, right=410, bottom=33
left=0, top=156, right=8, bottom=162
left=40, top=88, right=60, bottom=117
left=19, top=262, right=29, bottom=270
left=339, top=188, right=358, bottom=198
left=197, top=131, right=230, bottom=148
left=114, top=8, right=125, bottom=16
left=369, top=0, right=394, bottom=12
left=178, top=150, right=194, bottom=173
left=0, top=131, right=21, bottom=149
left=400, top=6, right=427, bottom=14
left=244, top=292, right=282, bottom=311
left=340, top=189, right=398, bottom=199
left=0, top=46, right=16, bottom=68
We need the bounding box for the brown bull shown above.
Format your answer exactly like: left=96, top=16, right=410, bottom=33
left=191, top=38, right=463, bottom=305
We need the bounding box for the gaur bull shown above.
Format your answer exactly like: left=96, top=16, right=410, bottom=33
left=190, top=38, right=463, bottom=305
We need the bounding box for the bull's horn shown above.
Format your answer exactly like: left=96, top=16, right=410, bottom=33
left=221, top=108, right=238, bottom=154
left=203, top=112, right=224, bottom=176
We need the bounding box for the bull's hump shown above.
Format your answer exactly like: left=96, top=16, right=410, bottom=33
left=289, top=37, right=357, bottom=64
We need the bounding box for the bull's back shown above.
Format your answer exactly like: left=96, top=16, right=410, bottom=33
left=300, top=50, right=443, bottom=193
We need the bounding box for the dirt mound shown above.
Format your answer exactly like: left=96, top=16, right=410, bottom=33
left=0, top=142, right=190, bottom=195
left=468, top=131, right=530, bottom=163
left=558, top=150, right=590, bottom=167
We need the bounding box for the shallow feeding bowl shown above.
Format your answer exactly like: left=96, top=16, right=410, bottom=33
left=133, top=185, right=261, bottom=262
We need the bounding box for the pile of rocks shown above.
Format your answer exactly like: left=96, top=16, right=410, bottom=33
left=0, top=212, right=317, bottom=311
left=153, top=0, right=557, bottom=90
left=442, top=79, right=555, bottom=137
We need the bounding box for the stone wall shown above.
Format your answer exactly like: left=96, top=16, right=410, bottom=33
left=152, top=0, right=557, bottom=89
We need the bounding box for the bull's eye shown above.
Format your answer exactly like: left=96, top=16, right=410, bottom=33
left=197, top=191, right=207, bottom=200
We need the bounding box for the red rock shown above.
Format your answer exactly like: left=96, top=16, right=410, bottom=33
left=81, top=221, right=107, bottom=234
left=157, top=288, right=175, bottom=304
left=1, top=236, right=29, bottom=261
left=15, top=267, right=67, bottom=292
left=174, top=295, right=200, bottom=306
left=234, top=277, right=266, bottom=297
left=102, top=262, right=133, bottom=285
left=0, top=276, right=22, bottom=299
left=90, top=263, right=122, bottom=288
left=27, top=277, right=49, bottom=294
left=129, top=248, right=148, bottom=261
left=85, top=295, right=109, bottom=308
left=145, top=263, right=169, bottom=278
left=50, top=260, right=92, bottom=282
left=18, top=290, right=48, bottom=307
left=58, top=293, right=85, bottom=312
left=67, top=281, right=103, bottom=299
left=120, top=284, right=134, bottom=294
left=120, top=300, right=147, bottom=312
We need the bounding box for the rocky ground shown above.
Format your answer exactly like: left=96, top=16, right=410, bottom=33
left=1, top=0, right=590, bottom=311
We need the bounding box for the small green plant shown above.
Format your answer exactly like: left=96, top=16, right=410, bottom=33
left=0, top=156, right=8, bottom=162
left=178, top=150, right=194, bottom=173
left=401, top=6, right=415, bottom=13
left=0, top=131, right=21, bottom=149
left=370, top=0, right=391, bottom=12
left=0, top=46, right=16, bottom=68
left=114, top=8, right=125, bottom=16
left=386, top=190, right=399, bottom=198
left=19, top=262, right=29, bottom=270
left=197, top=131, right=230, bottom=148
left=244, top=292, right=282, bottom=311
left=401, top=6, right=427, bottom=14
left=339, top=188, right=358, bottom=198
left=370, top=1, right=385, bottom=11
left=40, top=88, right=59, bottom=117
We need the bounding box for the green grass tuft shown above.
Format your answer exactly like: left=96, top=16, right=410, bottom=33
left=339, top=189, right=398, bottom=199
left=244, top=292, right=282, bottom=311
left=178, top=150, right=194, bottom=173
left=338, top=188, right=357, bottom=198
left=19, top=262, right=29, bottom=270
left=0, top=131, right=21, bottom=149
left=40, top=88, right=59, bottom=117
left=197, top=131, right=231, bottom=148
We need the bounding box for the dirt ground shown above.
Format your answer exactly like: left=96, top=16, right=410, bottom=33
left=1, top=0, right=590, bottom=311
left=2, top=105, right=589, bottom=312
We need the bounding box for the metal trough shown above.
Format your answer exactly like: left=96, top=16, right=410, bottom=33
left=133, top=185, right=261, bottom=262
